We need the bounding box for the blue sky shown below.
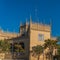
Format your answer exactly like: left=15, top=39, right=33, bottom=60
left=0, top=0, right=60, bottom=37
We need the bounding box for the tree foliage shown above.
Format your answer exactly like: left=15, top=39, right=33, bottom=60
left=32, top=45, right=43, bottom=60
left=44, top=39, right=57, bottom=49
left=57, top=37, right=60, bottom=55
left=44, top=39, right=57, bottom=60
left=14, top=44, right=24, bottom=52
left=0, top=40, right=11, bottom=52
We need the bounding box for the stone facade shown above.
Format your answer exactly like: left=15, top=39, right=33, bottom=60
left=0, top=18, right=57, bottom=60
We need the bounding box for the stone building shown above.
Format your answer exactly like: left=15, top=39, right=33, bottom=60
left=0, top=17, right=57, bottom=60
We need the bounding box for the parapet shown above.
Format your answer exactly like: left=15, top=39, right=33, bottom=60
left=30, top=22, right=51, bottom=32
left=19, top=21, right=51, bottom=35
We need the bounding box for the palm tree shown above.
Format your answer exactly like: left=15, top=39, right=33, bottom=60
left=32, top=45, right=43, bottom=60
left=44, top=39, right=57, bottom=60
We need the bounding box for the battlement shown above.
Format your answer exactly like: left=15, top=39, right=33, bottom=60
left=20, top=21, right=51, bottom=34
left=30, top=22, right=51, bottom=32
left=0, top=29, right=19, bottom=40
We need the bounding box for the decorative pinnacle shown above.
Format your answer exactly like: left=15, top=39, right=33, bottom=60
left=50, top=18, right=52, bottom=27
left=30, top=14, right=32, bottom=23
left=26, top=18, right=28, bottom=23
left=20, top=21, right=22, bottom=26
